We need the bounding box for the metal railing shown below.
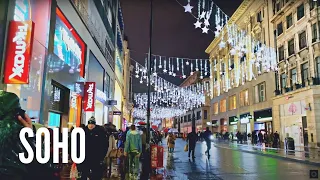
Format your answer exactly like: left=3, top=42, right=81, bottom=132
left=71, top=0, right=115, bottom=68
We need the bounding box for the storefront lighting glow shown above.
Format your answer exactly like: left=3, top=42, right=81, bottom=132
left=256, top=117, right=272, bottom=122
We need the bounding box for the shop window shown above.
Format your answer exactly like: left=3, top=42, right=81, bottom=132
left=213, top=102, right=219, bottom=115
left=277, top=22, right=283, bottom=36
left=290, top=68, right=297, bottom=85
left=297, top=3, right=305, bottom=20
left=196, top=111, right=201, bottom=120
left=299, top=31, right=307, bottom=49
left=240, top=89, right=249, bottom=107
left=204, top=110, right=208, bottom=120
left=316, top=57, right=320, bottom=78
left=255, top=82, right=266, bottom=103
left=286, top=14, right=293, bottom=29
left=50, top=83, right=66, bottom=112
left=278, top=45, right=284, bottom=61
left=220, top=99, right=226, bottom=113
left=301, top=62, right=309, bottom=83
left=281, top=73, right=287, bottom=88
left=288, top=38, right=295, bottom=56
left=229, top=95, right=237, bottom=110
left=312, top=23, right=317, bottom=43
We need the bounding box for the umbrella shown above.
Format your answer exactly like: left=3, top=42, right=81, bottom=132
left=152, top=125, right=158, bottom=130
left=163, top=128, right=169, bottom=133
left=138, top=121, right=147, bottom=125
left=168, top=128, right=178, bottom=133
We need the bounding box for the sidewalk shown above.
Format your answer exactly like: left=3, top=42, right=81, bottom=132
left=214, top=141, right=320, bottom=166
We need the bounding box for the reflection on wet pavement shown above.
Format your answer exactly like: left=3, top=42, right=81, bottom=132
left=162, top=138, right=319, bottom=180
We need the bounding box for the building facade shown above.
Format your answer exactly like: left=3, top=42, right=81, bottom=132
left=174, top=72, right=211, bottom=133
left=271, top=0, right=320, bottom=147
left=206, top=0, right=276, bottom=136
left=0, top=0, right=123, bottom=129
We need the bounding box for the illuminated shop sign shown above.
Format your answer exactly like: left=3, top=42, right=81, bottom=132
left=96, top=89, right=107, bottom=103
left=14, top=0, right=31, bottom=21
left=74, top=82, right=84, bottom=97
left=54, top=7, right=86, bottom=77
left=83, top=82, right=96, bottom=112
left=4, top=20, right=35, bottom=84
left=70, top=92, right=78, bottom=109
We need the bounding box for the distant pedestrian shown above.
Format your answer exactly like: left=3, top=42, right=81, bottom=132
left=167, top=133, right=176, bottom=153
left=124, top=125, right=142, bottom=177
left=187, top=130, right=197, bottom=159
left=203, top=127, right=212, bottom=156
left=273, top=131, right=280, bottom=148
left=258, top=131, right=264, bottom=145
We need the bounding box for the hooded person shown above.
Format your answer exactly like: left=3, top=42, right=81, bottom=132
left=80, top=116, right=108, bottom=180
left=124, top=125, right=142, bottom=177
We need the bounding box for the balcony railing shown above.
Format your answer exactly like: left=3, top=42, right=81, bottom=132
left=71, top=0, right=115, bottom=68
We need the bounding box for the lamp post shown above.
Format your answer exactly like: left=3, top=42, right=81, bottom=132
left=192, top=108, right=196, bottom=132
left=146, top=0, right=153, bottom=144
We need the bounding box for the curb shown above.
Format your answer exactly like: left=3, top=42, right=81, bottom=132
left=214, top=144, right=320, bottom=167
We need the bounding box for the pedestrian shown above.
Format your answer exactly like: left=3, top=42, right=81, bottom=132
left=141, top=128, right=147, bottom=157
left=81, top=117, right=108, bottom=180
left=203, top=127, right=212, bottom=156
left=167, top=133, right=176, bottom=153
left=104, top=123, right=117, bottom=177
left=124, top=125, right=142, bottom=177
left=258, top=131, right=264, bottom=146
left=187, top=130, right=197, bottom=159
left=273, top=131, right=280, bottom=148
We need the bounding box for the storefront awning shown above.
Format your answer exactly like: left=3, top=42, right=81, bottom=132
left=254, top=108, right=272, bottom=122
left=229, top=116, right=238, bottom=125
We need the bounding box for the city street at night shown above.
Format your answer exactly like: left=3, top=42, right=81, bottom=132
left=163, top=139, right=319, bottom=180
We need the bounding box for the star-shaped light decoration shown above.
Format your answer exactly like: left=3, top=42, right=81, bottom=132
left=169, top=71, right=172, bottom=75
left=200, top=75, right=203, bottom=79
left=195, top=68, right=199, bottom=71
left=204, top=72, right=208, bottom=75
left=182, top=75, right=187, bottom=79
left=194, top=20, right=202, bottom=29
left=216, top=25, right=222, bottom=31
left=202, top=26, right=209, bottom=34
left=238, top=52, right=243, bottom=57
left=186, top=61, right=190, bottom=65
left=219, top=41, right=226, bottom=49
left=227, top=38, right=233, bottom=44
left=209, top=75, right=213, bottom=79
left=158, top=64, right=162, bottom=68
left=135, top=74, right=139, bottom=78
left=199, top=11, right=206, bottom=19
left=204, top=18, right=210, bottom=27
left=190, top=71, right=194, bottom=75
left=163, top=69, right=167, bottom=73
left=183, top=3, right=193, bottom=13
left=153, top=72, right=157, bottom=76
left=140, top=80, right=143, bottom=84
left=172, top=73, right=176, bottom=77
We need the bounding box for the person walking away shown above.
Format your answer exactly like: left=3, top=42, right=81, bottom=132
left=258, top=131, right=264, bottom=146
left=243, top=132, right=247, bottom=143
left=203, top=127, right=212, bottom=156
left=187, top=130, right=197, bottom=159
left=167, top=133, right=176, bottom=153
left=124, top=125, right=142, bottom=177
left=273, top=131, right=280, bottom=148
left=105, top=123, right=117, bottom=177
left=236, top=131, right=240, bottom=143
left=81, top=117, right=108, bottom=180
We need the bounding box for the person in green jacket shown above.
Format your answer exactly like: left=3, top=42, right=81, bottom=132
left=124, top=125, right=142, bottom=177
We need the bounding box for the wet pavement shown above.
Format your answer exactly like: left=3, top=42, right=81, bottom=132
left=162, top=138, right=320, bottom=180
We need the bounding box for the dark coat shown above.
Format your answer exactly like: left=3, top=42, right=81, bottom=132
left=187, top=132, right=197, bottom=149
left=83, top=126, right=108, bottom=165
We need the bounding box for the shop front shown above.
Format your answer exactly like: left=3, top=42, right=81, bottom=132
left=113, top=81, right=122, bottom=129
left=279, top=101, right=307, bottom=147
left=220, top=118, right=228, bottom=133
left=4, top=0, right=51, bottom=120
left=240, top=113, right=252, bottom=134
left=228, top=116, right=239, bottom=135
left=254, top=108, right=273, bottom=135
left=41, top=6, right=86, bottom=127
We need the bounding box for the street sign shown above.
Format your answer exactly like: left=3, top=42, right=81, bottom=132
left=113, top=111, right=121, bottom=115
left=107, top=100, right=117, bottom=106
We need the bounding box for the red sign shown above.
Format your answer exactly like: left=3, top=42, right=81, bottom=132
left=83, top=82, right=96, bottom=112
left=4, top=20, right=35, bottom=84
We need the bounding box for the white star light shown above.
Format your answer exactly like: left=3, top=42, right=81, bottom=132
left=153, top=72, right=157, bottom=76
left=202, top=26, right=209, bottom=34
left=135, top=74, right=139, bottom=78
left=163, top=69, right=167, bottom=73
left=200, top=11, right=206, bottom=19
left=158, top=65, right=162, bottom=68
left=204, top=18, right=210, bottom=26
left=214, top=31, right=220, bottom=37
left=216, top=25, right=222, bottom=31
left=173, top=73, right=176, bottom=77
left=183, top=3, right=193, bottom=13
left=194, top=20, right=202, bottom=29
left=190, top=71, right=194, bottom=75
left=186, top=61, right=190, bottom=65
left=182, top=75, right=187, bottom=79
left=227, top=38, right=233, bottom=44
left=169, top=71, right=172, bottom=75
left=230, top=48, right=236, bottom=55
left=200, top=75, right=203, bottom=79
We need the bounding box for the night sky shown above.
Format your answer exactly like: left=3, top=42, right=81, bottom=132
left=120, top=0, right=243, bottom=93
